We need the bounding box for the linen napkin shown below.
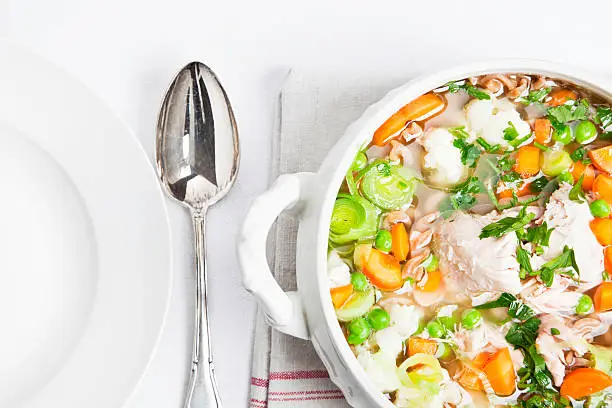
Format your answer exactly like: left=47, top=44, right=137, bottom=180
left=249, top=69, right=419, bottom=407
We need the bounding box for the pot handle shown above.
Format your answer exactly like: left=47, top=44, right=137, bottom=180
left=238, top=172, right=316, bottom=340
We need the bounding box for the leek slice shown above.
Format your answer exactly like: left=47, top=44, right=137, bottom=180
left=329, top=194, right=379, bottom=244
left=361, top=162, right=418, bottom=210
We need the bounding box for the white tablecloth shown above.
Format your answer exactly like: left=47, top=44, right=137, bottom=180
left=2, top=1, right=612, bottom=406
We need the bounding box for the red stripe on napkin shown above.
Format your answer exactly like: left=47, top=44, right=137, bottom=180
left=268, top=370, right=330, bottom=380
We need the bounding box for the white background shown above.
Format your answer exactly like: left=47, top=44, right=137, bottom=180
left=1, top=1, right=611, bottom=407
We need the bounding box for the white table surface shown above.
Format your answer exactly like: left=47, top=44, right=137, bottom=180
left=2, top=1, right=612, bottom=407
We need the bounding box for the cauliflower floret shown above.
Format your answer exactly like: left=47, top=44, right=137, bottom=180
left=466, top=97, right=531, bottom=148
left=356, top=349, right=402, bottom=392
left=374, top=328, right=404, bottom=358
left=389, top=304, right=423, bottom=338
left=327, top=250, right=350, bottom=288
left=421, top=127, right=468, bottom=187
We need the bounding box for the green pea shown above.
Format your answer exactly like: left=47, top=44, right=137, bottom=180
left=590, top=199, right=611, bottom=218
left=576, top=295, right=594, bottom=316
left=438, top=316, right=457, bottom=332
left=350, top=272, right=369, bottom=292
left=347, top=317, right=372, bottom=345
left=557, top=170, right=574, bottom=184
left=367, top=308, right=390, bottom=330
left=422, top=253, right=439, bottom=273
left=426, top=321, right=445, bottom=339
left=374, top=230, right=392, bottom=252
left=461, top=309, right=483, bottom=330
left=552, top=126, right=574, bottom=144
left=352, top=152, right=368, bottom=172
left=575, top=121, right=597, bottom=144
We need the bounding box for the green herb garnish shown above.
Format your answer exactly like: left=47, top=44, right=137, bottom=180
left=448, top=126, right=471, bottom=140
left=447, top=81, right=490, bottom=100
left=533, top=141, right=549, bottom=151
left=570, top=146, right=587, bottom=162
left=453, top=138, right=481, bottom=168
left=595, top=106, right=612, bottom=129
left=479, top=206, right=535, bottom=239
left=519, top=87, right=551, bottom=105
left=569, top=174, right=586, bottom=203
left=439, top=177, right=482, bottom=217
left=535, top=246, right=580, bottom=287
left=476, top=137, right=500, bottom=153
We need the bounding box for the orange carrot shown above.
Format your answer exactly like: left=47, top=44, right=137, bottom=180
left=594, top=174, right=612, bottom=205
left=362, top=248, right=403, bottom=291
left=483, top=348, right=517, bottom=396
left=591, top=218, right=612, bottom=246
left=548, top=89, right=577, bottom=106
left=514, top=145, right=541, bottom=178
left=571, top=160, right=595, bottom=190
left=407, top=337, right=438, bottom=357
left=560, top=368, right=612, bottom=399
left=589, top=145, right=612, bottom=174
left=372, top=93, right=445, bottom=146
left=605, top=246, right=612, bottom=275
left=534, top=118, right=552, bottom=144
left=497, top=181, right=532, bottom=200
left=456, top=352, right=491, bottom=391
left=417, top=269, right=442, bottom=293
left=594, top=282, right=612, bottom=312
left=391, top=223, right=409, bottom=262
left=330, top=284, right=353, bottom=309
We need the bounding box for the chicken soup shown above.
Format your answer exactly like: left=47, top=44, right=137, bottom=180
left=328, top=74, right=612, bottom=407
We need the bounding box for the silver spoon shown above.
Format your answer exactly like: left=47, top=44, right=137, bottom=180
left=156, top=62, right=239, bottom=408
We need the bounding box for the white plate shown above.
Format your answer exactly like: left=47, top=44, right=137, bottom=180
left=0, top=42, right=172, bottom=408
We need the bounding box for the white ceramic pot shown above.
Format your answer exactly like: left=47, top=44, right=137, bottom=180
left=237, top=60, right=612, bottom=407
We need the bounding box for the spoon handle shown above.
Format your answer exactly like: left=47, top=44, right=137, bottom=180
left=184, top=209, right=223, bottom=408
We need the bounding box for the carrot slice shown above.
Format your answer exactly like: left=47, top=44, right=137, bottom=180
left=571, top=160, right=595, bottom=190
left=391, top=223, right=409, bottom=262
left=589, top=145, right=612, bottom=174
left=497, top=181, right=532, bottom=200
left=534, top=118, right=552, bottom=144
left=591, top=218, right=612, bottom=246
left=560, top=368, right=612, bottom=399
left=456, top=352, right=492, bottom=391
left=548, top=89, right=577, bottom=106
left=407, top=337, right=438, bottom=357
left=417, top=269, right=442, bottom=292
left=514, top=145, right=541, bottom=178
left=372, top=93, right=445, bottom=146
left=362, top=248, right=403, bottom=291
left=605, top=246, right=612, bottom=275
left=330, top=284, right=353, bottom=309
left=594, top=282, right=612, bottom=312
left=483, top=348, right=516, bottom=396
left=594, top=174, right=612, bottom=205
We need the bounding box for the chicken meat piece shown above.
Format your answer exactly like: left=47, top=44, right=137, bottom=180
left=541, top=184, right=604, bottom=287
left=434, top=210, right=529, bottom=295
left=522, top=274, right=582, bottom=316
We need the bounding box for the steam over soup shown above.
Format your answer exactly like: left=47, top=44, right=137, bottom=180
left=328, top=74, right=612, bottom=407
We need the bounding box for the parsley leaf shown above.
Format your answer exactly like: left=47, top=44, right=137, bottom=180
left=503, top=121, right=532, bottom=148
left=521, top=222, right=554, bottom=248
left=479, top=206, right=535, bottom=239
left=517, top=243, right=533, bottom=280
left=474, top=292, right=517, bottom=309
left=506, top=316, right=541, bottom=348
left=519, top=87, right=551, bottom=105
left=503, top=121, right=520, bottom=141
left=547, top=102, right=589, bottom=130
left=569, top=174, right=586, bottom=203
left=497, top=152, right=515, bottom=172
left=595, top=106, right=612, bottom=129
left=530, top=176, right=549, bottom=193
left=446, top=81, right=490, bottom=100
left=453, top=138, right=481, bottom=168
left=439, top=177, right=482, bottom=218
left=500, top=171, right=521, bottom=183
left=570, top=146, right=587, bottom=162
left=535, top=246, right=580, bottom=287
